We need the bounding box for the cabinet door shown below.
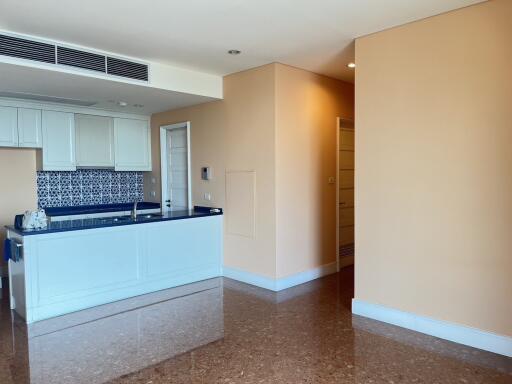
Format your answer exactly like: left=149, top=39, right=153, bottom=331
left=75, top=114, right=114, bottom=167
left=114, top=118, right=151, bottom=171
left=0, top=106, right=18, bottom=147
left=18, top=108, right=42, bottom=148
left=41, top=111, right=76, bottom=171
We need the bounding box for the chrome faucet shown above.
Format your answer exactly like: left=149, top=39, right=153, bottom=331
left=131, top=201, right=138, bottom=220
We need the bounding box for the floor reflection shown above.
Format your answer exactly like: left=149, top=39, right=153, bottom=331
left=2, top=282, right=223, bottom=384
left=0, top=268, right=510, bottom=384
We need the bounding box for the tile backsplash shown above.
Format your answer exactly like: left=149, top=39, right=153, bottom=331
left=37, top=170, right=144, bottom=208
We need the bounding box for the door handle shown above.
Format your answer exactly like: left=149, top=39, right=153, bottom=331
left=166, top=204, right=171, bottom=208
left=165, top=199, right=171, bottom=203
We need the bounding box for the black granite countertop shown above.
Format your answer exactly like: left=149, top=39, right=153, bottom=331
left=6, top=206, right=223, bottom=236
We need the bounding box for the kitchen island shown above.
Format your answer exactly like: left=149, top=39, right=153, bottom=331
left=6, top=207, right=223, bottom=323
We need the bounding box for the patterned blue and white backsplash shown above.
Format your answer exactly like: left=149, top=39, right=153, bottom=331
left=37, top=170, right=144, bottom=208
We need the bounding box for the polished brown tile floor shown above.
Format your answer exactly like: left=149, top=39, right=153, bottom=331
left=0, top=267, right=510, bottom=383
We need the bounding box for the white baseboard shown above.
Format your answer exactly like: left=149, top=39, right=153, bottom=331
left=223, top=262, right=338, bottom=292
left=352, top=299, right=512, bottom=357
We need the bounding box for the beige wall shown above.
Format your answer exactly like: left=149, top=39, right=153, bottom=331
left=148, top=63, right=354, bottom=280
left=274, top=64, right=354, bottom=278
left=146, top=64, right=277, bottom=278
left=0, top=148, right=38, bottom=276
left=355, top=0, right=512, bottom=336
left=146, top=100, right=226, bottom=208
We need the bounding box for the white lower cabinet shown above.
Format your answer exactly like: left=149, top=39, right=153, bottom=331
left=114, top=118, right=151, bottom=171
left=8, top=216, right=223, bottom=323
left=40, top=110, right=76, bottom=171
left=18, top=108, right=42, bottom=148
left=75, top=114, right=114, bottom=167
left=0, top=106, right=18, bottom=147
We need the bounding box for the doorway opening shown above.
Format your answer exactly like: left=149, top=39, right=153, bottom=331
left=336, top=117, right=355, bottom=270
left=160, top=122, right=191, bottom=212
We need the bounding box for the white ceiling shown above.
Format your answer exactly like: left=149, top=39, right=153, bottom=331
left=0, top=0, right=485, bottom=83
left=0, top=62, right=216, bottom=114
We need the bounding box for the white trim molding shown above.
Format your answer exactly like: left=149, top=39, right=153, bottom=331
left=223, top=262, right=338, bottom=292
left=352, top=299, right=512, bottom=358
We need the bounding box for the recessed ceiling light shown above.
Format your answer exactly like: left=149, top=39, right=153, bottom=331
left=347, top=62, right=356, bottom=69
left=117, top=101, right=128, bottom=107
left=228, top=49, right=241, bottom=55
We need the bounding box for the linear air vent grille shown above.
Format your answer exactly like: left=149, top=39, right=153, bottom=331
left=0, top=34, right=56, bottom=64
left=0, top=33, right=149, bottom=82
left=107, top=56, right=148, bottom=81
left=56, top=46, right=106, bottom=72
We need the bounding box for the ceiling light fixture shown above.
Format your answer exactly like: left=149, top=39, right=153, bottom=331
left=117, top=101, right=128, bottom=107
left=228, top=49, right=241, bottom=55
left=347, top=62, right=356, bottom=69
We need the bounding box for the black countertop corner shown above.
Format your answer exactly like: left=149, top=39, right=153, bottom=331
left=6, top=206, right=223, bottom=236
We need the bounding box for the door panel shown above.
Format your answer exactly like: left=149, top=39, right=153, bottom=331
left=18, top=108, right=42, bottom=148
left=339, top=170, right=355, bottom=189
left=339, top=150, right=354, bottom=169
left=339, top=225, right=355, bottom=245
left=75, top=114, right=114, bottom=167
left=167, top=127, right=189, bottom=210
left=114, top=118, right=151, bottom=171
left=339, top=207, right=354, bottom=227
left=41, top=111, right=76, bottom=171
left=0, top=106, right=18, bottom=147
left=340, top=129, right=354, bottom=150
left=339, top=188, right=354, bottom=208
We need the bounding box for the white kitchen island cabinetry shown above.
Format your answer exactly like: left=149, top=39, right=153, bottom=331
left=7, top=214, right=223, bottom=323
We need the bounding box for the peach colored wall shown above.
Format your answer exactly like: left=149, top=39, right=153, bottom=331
left=222, top=65, right=277, bottom=277
left=148, top=63, right=354, bottom=280
left=146, top=64, right=277, bottom=278
left=0, top=148, right=38, bottom=276
left=274, top=64, right=354, bottom=278
left=355, top=0, right=512, bottom=336
left=145, top=100, right=226, bottom=208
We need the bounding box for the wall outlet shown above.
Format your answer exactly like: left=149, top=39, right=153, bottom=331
left=203, top=192, right=212, bottom=201
left=328, top=176, right=335, bottom=184
left=150, top=191, right=156, bottom=197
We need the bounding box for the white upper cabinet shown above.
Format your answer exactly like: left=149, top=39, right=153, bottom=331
left=0, top=106, right=18, bottom=147
left=114, top=118, right=151, bottom=171
left=41, top=110, right=76, bottom=171
left=75, top=114, right=114, bottom=167
left=18, top=108, right=42, bottom=148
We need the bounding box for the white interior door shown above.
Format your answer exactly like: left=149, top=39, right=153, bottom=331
left=161, top=123, right=191, bottom=212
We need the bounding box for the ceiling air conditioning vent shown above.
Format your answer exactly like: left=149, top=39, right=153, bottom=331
left=56, top=46, right=106, bottom=73
left=107, top=56, right=148, bottom=81
left=0, top=34, right=56, bottom=64
left=0, top=32, right=149, bottom=82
